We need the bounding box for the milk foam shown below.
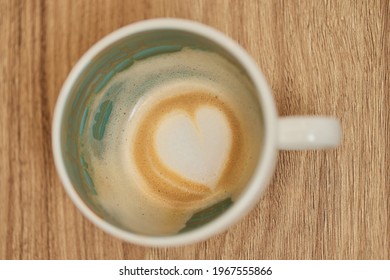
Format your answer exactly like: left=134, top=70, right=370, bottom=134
left=81, top=48, right=263, bottom=235
left=155, top=107, right=231, bottom=188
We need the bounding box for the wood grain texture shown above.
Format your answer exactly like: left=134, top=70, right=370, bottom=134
left=0, top=0, right=389, bottom=259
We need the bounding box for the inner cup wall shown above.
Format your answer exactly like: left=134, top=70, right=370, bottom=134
left=60, top=29, right=263, bottom=234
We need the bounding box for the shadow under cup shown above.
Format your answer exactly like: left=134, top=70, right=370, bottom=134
left=59, top=28, right=264, bottom=238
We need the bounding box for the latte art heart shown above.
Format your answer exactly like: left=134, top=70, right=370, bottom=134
left=132, top=92, right=243, bottom=205
left=155, top=107, right=232, bottom=189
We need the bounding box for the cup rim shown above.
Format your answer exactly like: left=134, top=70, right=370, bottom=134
left=52, top=18, right=278, bottom=247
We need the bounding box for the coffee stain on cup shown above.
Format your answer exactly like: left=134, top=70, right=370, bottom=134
left=93, top=100, right=113, bottom=140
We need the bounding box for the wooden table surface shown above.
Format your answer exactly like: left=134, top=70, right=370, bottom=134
left=1, top=0, right=389, bottom=260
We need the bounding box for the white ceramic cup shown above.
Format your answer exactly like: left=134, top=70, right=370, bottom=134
left=52, top=18, right=341, bottom=247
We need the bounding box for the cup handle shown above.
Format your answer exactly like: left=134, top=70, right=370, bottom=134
left=278, top=116, right=342, bottom=150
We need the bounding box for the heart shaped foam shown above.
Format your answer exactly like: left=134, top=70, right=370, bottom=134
left=155, top=107, right=232, bottom=189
